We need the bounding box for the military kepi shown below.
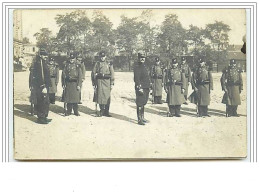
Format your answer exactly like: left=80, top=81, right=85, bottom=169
left=99, top=51, right=106, bottom=57
left=138, top=52, right=145, bottom=59
left=39, top=48, right=48, bottom=56
left=230, top=59, right=236, bottom=65
left=69, top=52, right=76, bottom=59
left=172, top=58, right=177, bottom=64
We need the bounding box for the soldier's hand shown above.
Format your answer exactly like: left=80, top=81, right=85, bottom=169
left=77, top=86, right=80, bottom=90
left=181, top=88, right=185, bottom=94
left=42, top=87, right=47, bottom=94
left=110, top=85, right=113, bottom=90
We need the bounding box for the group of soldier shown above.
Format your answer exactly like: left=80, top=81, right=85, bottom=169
left=29, top=49, right=243, bottom=125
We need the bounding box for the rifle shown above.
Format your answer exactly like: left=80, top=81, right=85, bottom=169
left=166, top=60, right=170, bottom=117
left=152, top=67, right=155, bottom=104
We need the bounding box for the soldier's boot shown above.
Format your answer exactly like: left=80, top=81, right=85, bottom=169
left=204, top=106, right=210, bottom=117
left=137, top=107, right=145, bottom=125
left=66, top=103, right=72, bottom=116
left=233, top=106, right=239, bottom=117
left=158, top=96, right=163, bottom=104
left=73, top=103, right=80, bottom=116
left=104, top=104, right=112, bottom=117
left=79, top=92, right=82, bottom=104
left=61, top=91, right=65, bottom=102
left=141, top=106, right=148, bottom=123
left=198, top=106, right=202, bottom=117
left=175, top=105, right=181, bottom=117
left=168, top=106, right=174, bottom=117
left=37, top=117, right=48, bottom=124
left=183, top=95, right=188, bottom=105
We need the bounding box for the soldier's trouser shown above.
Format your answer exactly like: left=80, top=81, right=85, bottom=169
left=99, top=97, right=111, bottom=115
left=227, top=105, right=238, bottom=116
left=137, top=106, right=145, bottom=125
left=154, top=96, right=162, bottom=104
left=198, top=105, right=208, bottom=116
left=169, top=105, right=181, bottom=116
left=36, top=93, right=49, bottom=119
left=67, top=103, right=79, bottom=115
left=49, top=93, right=55, bottom=104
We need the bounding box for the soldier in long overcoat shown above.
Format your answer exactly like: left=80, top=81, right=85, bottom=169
left=164, top=58, right=186, bottom=117
left=150, top=57, right=163, bottom=104
left=32, top=49, right=52, bottom=124
left=48, top=56, right=59, bottom=104
left=29, top=62, right=37, bottom=115
left=77, top=53, right=86, bottom=104
left=221, top=59, right=243, bottom=117
left=134, top=52, right=151, bottom=125
left=91, top=51, right=115, bottom=117
left=191, top=58, right=213, bottom=117
left=62, top=53, right=82, bottom=116
left=180, top=56, right=192, bottom=104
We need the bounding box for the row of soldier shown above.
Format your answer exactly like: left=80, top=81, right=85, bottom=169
left=29, top=49, right=243, bottom=125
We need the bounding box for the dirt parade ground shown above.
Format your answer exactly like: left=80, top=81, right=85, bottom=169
left=13, top=71, right=247, bottom=160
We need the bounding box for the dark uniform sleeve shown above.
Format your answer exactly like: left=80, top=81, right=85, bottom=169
left=188, top=66, right=192, bottom=83
left=61, top=68, right=66, bottom=88
left=209, top=71, right=213, bottom=91
left=239, top=73, right=243, bottom=92
left=55, top=66, right=59, bottom=85
left=81, top=62, right=86, bottom=80
left=220, top=70, right=227, bottom=91
left=91, top=62, right=97, bottom=86
left=134, top=65, right=141, bottom=88
left=44, top=64, right=51, bottom=88
left=181, top=71, right=186, bottom=90
left=191, top=71, right=197, bottom=89
left=110, top=64, right=115, bottom=86
left=77, top=66, right=82, bottom=87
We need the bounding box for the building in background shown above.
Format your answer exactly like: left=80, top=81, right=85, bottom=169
left=23, top=43, right=39, bottom=68
left=227, top=44, right=246, bottom=72
left=13, top=10, right=23, bottom=59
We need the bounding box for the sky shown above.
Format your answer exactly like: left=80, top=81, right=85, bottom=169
left=20, top=9, right=246, bottom=45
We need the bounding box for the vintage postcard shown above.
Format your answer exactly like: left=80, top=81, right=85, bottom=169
left=13, top=9, right=247, bottom=160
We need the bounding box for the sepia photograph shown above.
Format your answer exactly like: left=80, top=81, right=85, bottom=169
left=13, top=8, right=247, bottom=160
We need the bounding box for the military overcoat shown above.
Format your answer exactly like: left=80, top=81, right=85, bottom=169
left=221, top=67, right=243, bottom=105
left=92, top=61, right=115, bottom=105
left=62, top=61, right=82, bottom=103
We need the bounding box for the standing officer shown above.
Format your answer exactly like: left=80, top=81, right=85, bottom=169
left=134, top=52, right=151, bottom=125
left=221, top=59, right=243, bottom=117
left=150, top=57, right=163, bottom=104
left=48, top=56, right=59, bottom=104
left=32, top=49, right=52, bottom=124
left=92, top=51, right=115, bottom=117
left=62, top=52, right=82, bottom=116
left=180, top=56, right=192, bottom=104
left=191, top=58, right=213, bottom=117
left=77, top=53, right=86, bottom=104
left=164, top=58, right=186, bottom=117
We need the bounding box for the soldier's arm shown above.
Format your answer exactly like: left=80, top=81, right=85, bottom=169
left=44, top=65, right=52, bottom=88
left=110, top=64, right=115, bottom=86
left=56, top=66, right=60, bottom=85
left=91, top=63, right=97, bottom=86
left=239, top=73, right=243, bottom=91
left=209, top=71, right=213, bottom=90
left=191, top=72, right=196, bottom=90
left=82, top=62, right=86, bottom=80
left=220, top=71, right=226, bottom=91
left=133, top=66, right=140, bottom=87
left=188, top=67, right=192, bottom=83
left=181, top=72, right=186, bottom=90
left=78, top=67, right=82, bottom=87
left=61, top=70, right=66, bottom=87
